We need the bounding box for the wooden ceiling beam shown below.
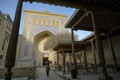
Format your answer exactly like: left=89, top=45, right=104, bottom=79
left=23, top=0, right=120, bottom=15
left=72, top=12, right=88, bottom=29
left=56, top=48, right=82, bottom=53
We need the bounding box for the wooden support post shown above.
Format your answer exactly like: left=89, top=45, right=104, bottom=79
left=91, top=12, right=113, bottom=80
left=91, top=40, right=97, bottom=72
left=107, top=33, right=119, bottom=71
left=80, top=51, right=83, bottom=66
left=79, top=51, right=82, bottom=74
left=57, top=52, right=59, bottom=71
left=83, top=49, right=89, bottom=72
left=79, top=51, right=82, bottom=66
left=4, top=0, right=23, bottom=80
left=71, top=29, right=77, bottom=68
left=91, top=40, right=97, bottom=66
left=62, top=50, right=65, bottom=74
left=71, top=29, right=77, bottom=78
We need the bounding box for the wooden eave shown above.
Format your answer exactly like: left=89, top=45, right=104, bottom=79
left=53, top=41, right=90, bottom=53
left=65, top=9, right=120, bottom=32
left=24, top=0, right=120, bottom=14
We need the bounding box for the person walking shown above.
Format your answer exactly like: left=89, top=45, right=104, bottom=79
left=46, top=60, right=50, bottom=77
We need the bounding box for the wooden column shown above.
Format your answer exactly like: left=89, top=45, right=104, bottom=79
left=91, top=40, right=97, bottom=66
left=4, top=0, right=23, bottom=80
left=83, top=49, right=89, bottom=72
left=62, top=50, right=65, bottom=74
left=107, top=33, right=119, bottom=71
left=91, top=12, right=113, bottom=80
left=71, top=29, right=77, bottom=78
left=80, top=51, right=82, bottom=67
left=78, top=51, right=82, bottom=74
left=80, top=51, right=83, bottom=74
left=71, top=29, right=77, bottom=68
left=57, top=52, right=59, bottom=71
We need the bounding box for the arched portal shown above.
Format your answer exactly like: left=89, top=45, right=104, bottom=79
left=4, top=3, right=68, bottom=79
left=33, top=30, right=55, bottom=67
left=16, top=10, right=67, bottom=68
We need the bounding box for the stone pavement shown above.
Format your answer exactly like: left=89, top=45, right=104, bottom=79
left=35, top=67, right=63, bottom=80
left=0, top=77, right=29, bottom=80
left=0, top=67, right=64, bottom=80
left=56, top=71, right=120, bottom=80
left=1, top=67, right=120, bottom=80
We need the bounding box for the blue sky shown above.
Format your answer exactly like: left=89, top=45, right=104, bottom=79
left=0, top=0, right=91, bottom=40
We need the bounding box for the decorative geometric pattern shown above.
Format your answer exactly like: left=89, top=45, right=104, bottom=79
left=33, top=26, right=59, bottom=36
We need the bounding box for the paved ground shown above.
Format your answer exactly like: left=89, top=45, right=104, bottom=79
left=0, top=77, right=28, bottom=80
left=0, top=67, right=63, bottom=80
left=1, top=67, right=120, bottom=80
left=35, top=68, right=63, bottom=80
left=56, top=71, right=120, bottom=80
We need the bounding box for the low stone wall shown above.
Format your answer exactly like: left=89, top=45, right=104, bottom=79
left=0, top=68, right=6, bottom=78
left=0, top=67, right=35, bottom=79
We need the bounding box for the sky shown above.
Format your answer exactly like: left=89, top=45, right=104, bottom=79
left=0, top=0, right=91, bottom=40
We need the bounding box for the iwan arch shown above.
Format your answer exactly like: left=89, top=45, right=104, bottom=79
left=17, top=10, right=67, bottom=67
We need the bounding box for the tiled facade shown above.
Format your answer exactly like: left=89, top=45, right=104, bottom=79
left=16, top=10, right=67, bottom=67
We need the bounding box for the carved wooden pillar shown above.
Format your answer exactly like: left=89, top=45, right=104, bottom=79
left=107, top=33, right=119, bottom=71
left=62, top=50, right=65, bottom=74
left=91, top=40, right=97, bottom=66
left=83, top=49, right=89, bottom=72
left=71, top=29, right=77, bottom=78
left=57, top=52, right=59, bottom=71
left=80, top=51, right=83, bottom=74
left=71, top=29, right=76, bottom=68
left=80, top=51, right=82, bottom=66
left=91, top=12, right=113, bottom=80
left=4, top=0, right=23, bottom=80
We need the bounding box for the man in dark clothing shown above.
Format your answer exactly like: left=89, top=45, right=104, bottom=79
left=46, top=60, right=50, bottom=76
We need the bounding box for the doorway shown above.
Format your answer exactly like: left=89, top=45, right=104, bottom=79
left=43, top=57, right=48, bottom=65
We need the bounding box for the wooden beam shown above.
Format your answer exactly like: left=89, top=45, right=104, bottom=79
left=56, top=49, right=63, bottom=53
left=23, top=0, right=120, bottom=15
left=72, top=12, right=88, bottom=29
left=5, top=0, right=23, bottom=79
